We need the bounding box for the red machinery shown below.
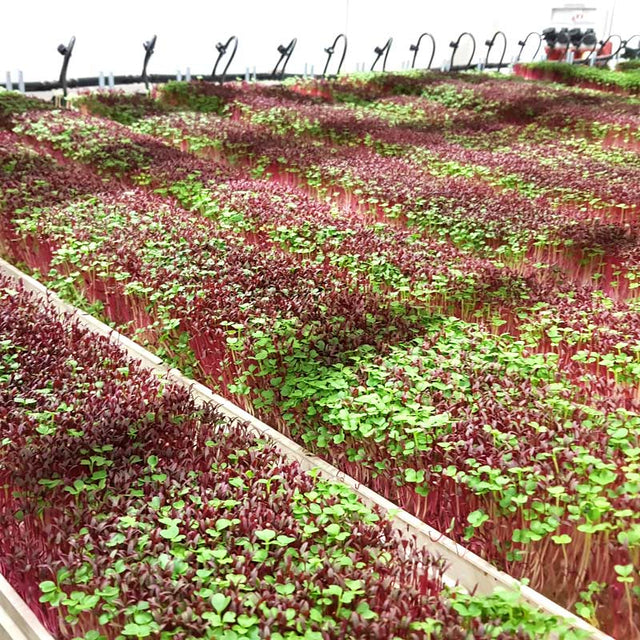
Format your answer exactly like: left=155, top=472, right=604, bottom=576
left=542, top=27, right=610, bottom=62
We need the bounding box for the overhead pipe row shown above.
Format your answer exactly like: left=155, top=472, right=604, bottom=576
left=4, top=29, right=635, bottom=99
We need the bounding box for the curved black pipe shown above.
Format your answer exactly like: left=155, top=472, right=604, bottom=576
left=142, top=35, right=157, bottom=90
left=596, top=34, right=624, bottom=63
left=272, top=38, right=297, bottom=79
left=212, top=36, right=238, bottom=83
left=622, top=34, right=640, bottom=60
left=57, top=36, right=76, bottom=98
left=410, top=32, right=436, bottom=70
left=484, top=30, right=507, bottom=70
left=322, top=33, right=348, bottom=77
left=371, top=38, right=393, bottom=72
left=516, top=32, right=542, bottom=62
left=449, top=32, right=476, bottom=71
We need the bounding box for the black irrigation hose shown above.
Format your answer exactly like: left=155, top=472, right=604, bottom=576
left=410, top=33, right=436, bottom=70
left=595, top=34, right=625, bottom=63
left=142, top=35, right=157, bottom=90
left=484, top=31, right=508, bottom=70
left=57, top=36, right=76, bottom=99
left=621, top=34, right=640, bottom=60
left=371, top=38, right=393, bottom=72
left=322, top=33, right=348, bottom=77
left=449, top=32, right=476, bottom=71
left=272, top=38, right=297, bottom=79
left=26, top=26, right=640, bottom=94
left=212, top=36, right=238, bottom=83
left=516, top=32, right=542, bottom=62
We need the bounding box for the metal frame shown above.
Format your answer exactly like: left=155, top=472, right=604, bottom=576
left=449, top=32, right=476, bottom=71
left=212, top=36, right=238, bottom=83
left=322, top=33, right=348, bottom=77
left=410, top=32, right=436, bottom=70
left=272, top=38, right=297, bottom=79
left=371, top=38, right=393, bottom=72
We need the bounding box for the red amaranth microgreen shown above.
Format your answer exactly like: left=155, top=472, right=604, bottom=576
left=3, top=74, right=640, bottom=637
left=0, top=278, right=584, bottom=639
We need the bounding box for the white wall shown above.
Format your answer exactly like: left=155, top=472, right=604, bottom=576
left=1, top=0, right=638, bottom=85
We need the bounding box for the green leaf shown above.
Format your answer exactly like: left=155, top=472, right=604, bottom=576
left=255, top=528, right=276, bottom=542
left=275, top=583, right=296, bottom=596
left=356, top=601, right=378, bottom=620
left=122, top=622, right=152, bottom=637
left=275, top=534, right=297, bottom=547
left=211, top=593, right=231, bottom=613
left=216, top=518, right=233, bottom=531
left=134, top=611, right=154, bottom=624
left=404, top=468, right=426, bottom=483
left=237, top=613, right=258, bottom=628
left=467, top=509, right=489, bottom=528
left=159, top=525, right=180, bottom=540
left=590, top=468, right=617, bottom=486
left=252, top=548, right=268, bottom=562
left=614, top=564, right=634, bottom=577
left=39, top=581, right=57, bottom=593
left=79, top=632, right=106, bottom=640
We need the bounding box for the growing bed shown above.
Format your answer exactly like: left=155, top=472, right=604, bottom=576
left=1, top=71, right=639, bottom=638
left=0, top=267, right=589, bottom=640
